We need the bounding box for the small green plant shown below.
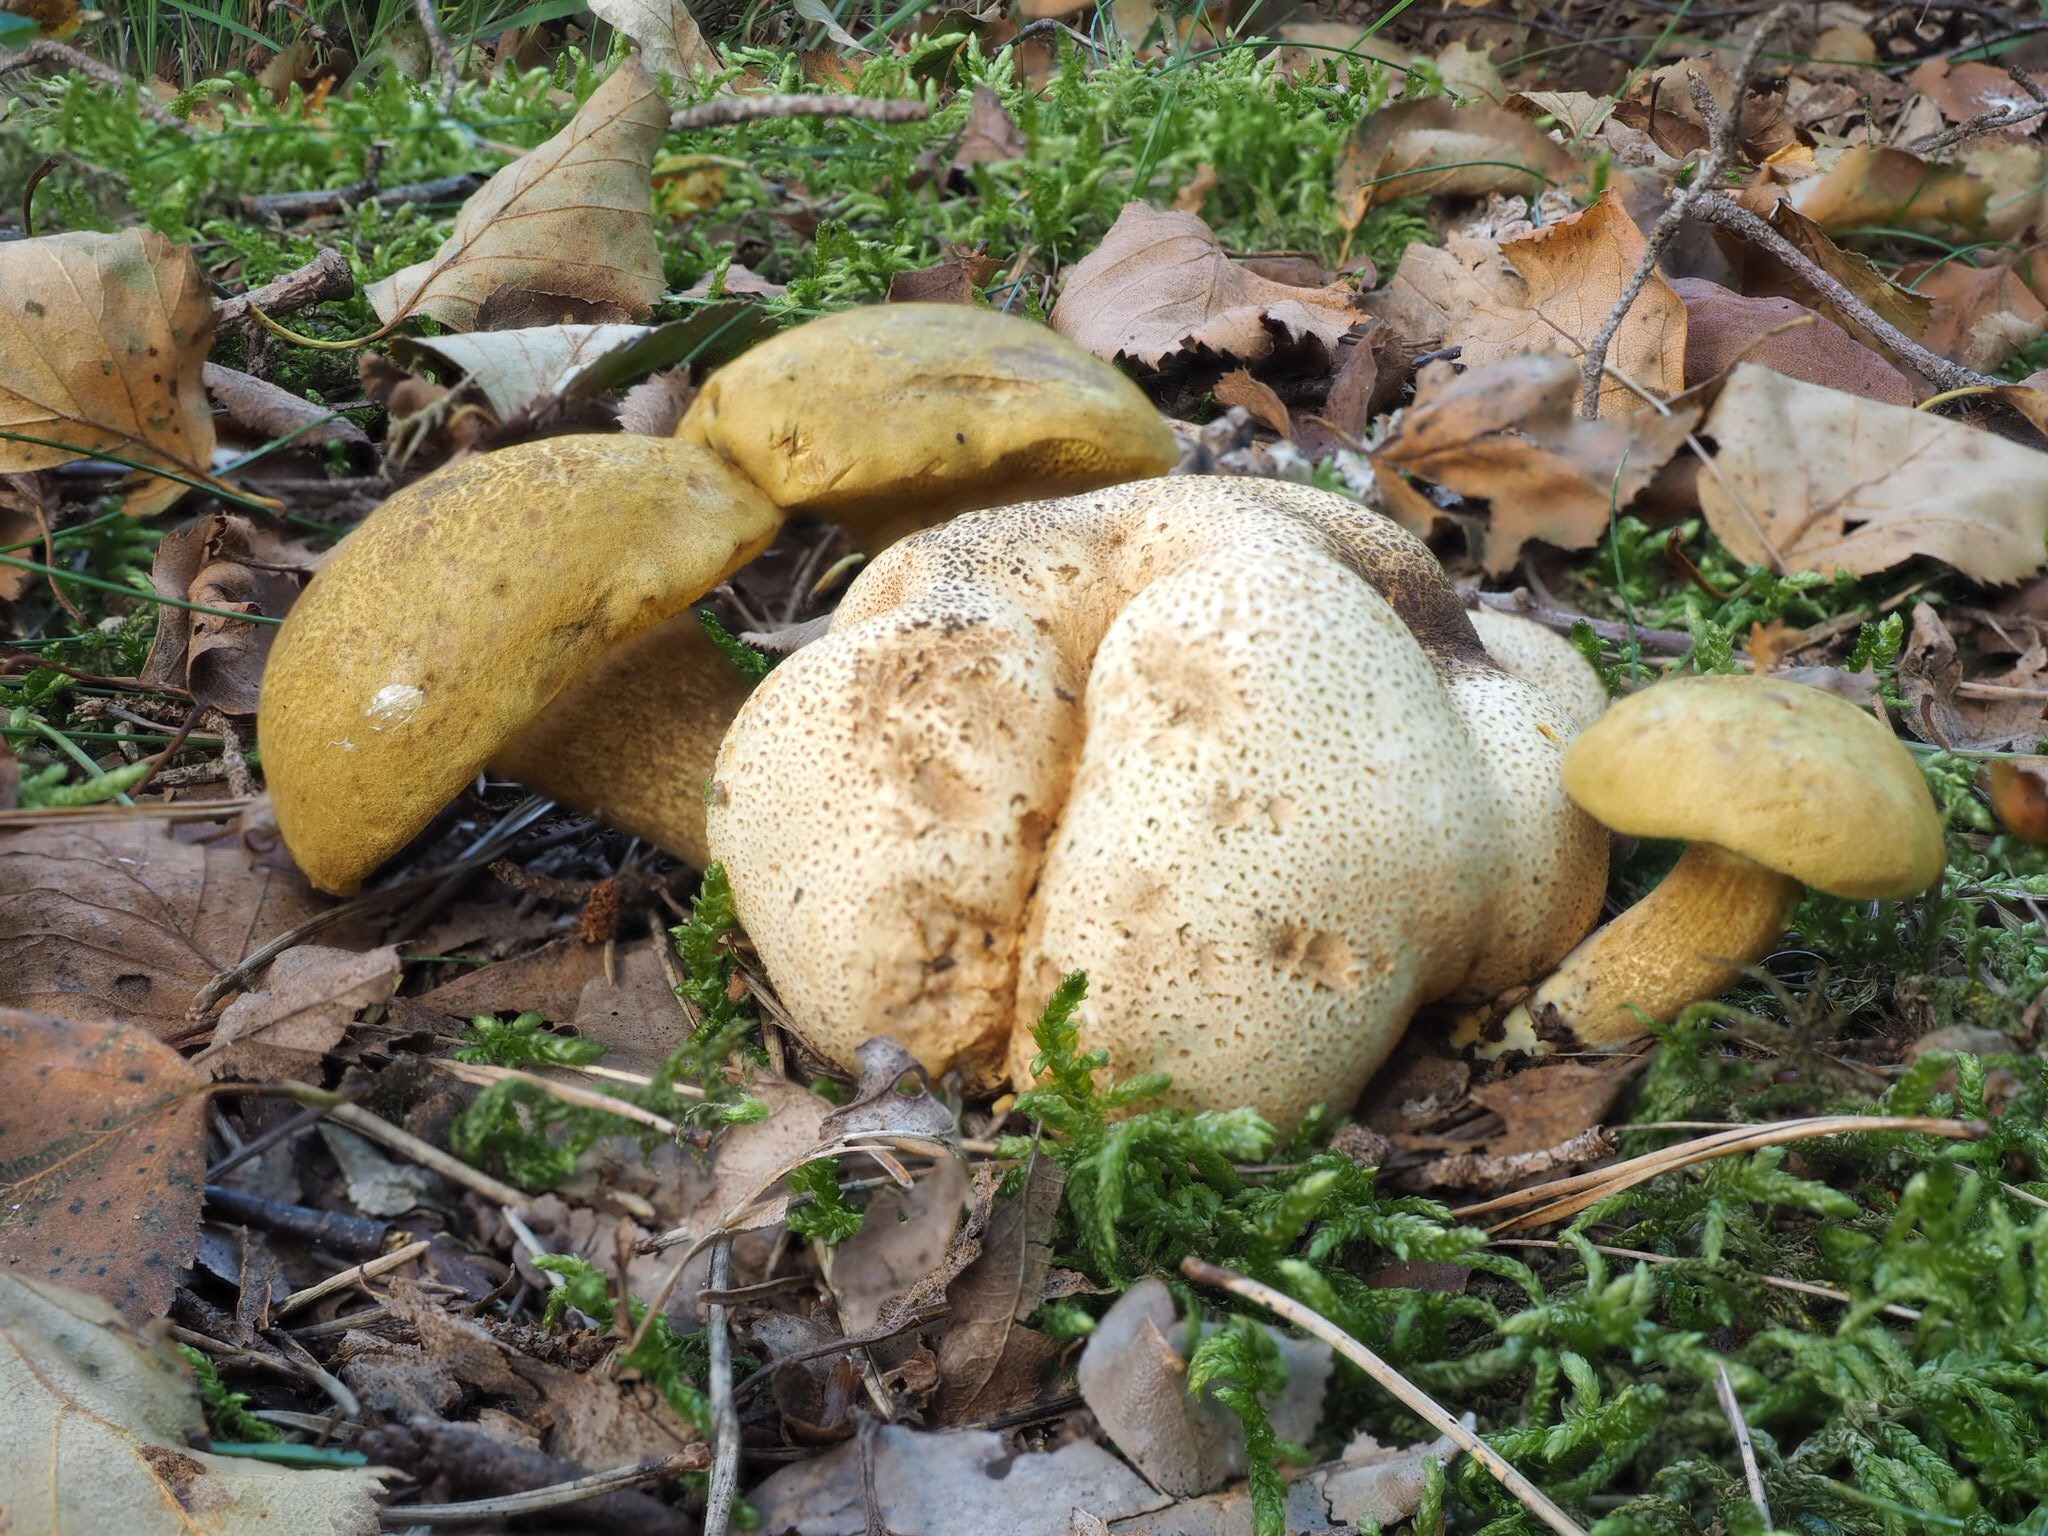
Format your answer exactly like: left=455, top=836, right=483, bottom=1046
left=697, top=609, right=776, bottom=679
left=534, top=1253, right=713, bottom=1431
left=1185, top=1317, right=1308, bottom=1536
left=785, top=1158, right=865, bottom=1245
left=454, top=1011, right=607, bottom=1069
left=180, top=1344, right=281, bottom=1443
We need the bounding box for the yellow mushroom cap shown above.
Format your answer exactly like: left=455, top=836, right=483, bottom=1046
left=1561, top=674, right=1946, bottom=899
left=675, top=304, right=1179, bottom=536
left=259, top=436, right=780, bottom=895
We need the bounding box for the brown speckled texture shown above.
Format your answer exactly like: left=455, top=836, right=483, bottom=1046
left=1467, top=609, right=1611, bottom=731
left=676, top=304, right=1179, bottom=539
left=259, top=436, right=780, bottom=894
left=708, top=478, right=1609, bottom=1128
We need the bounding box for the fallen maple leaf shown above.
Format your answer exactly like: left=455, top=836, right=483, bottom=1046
left=1370, top=190, right=1686, bottom=416
left=588, top=0, right=718, bottom=90
left=1052, top=203, right=1365, bottom=369
left=0, top=230, right=229, bottom=515
left=0, top=1272, right=389, bottom=1533
left=0, top=1011, right=206, bottom=1323
left=1336, top=98, right=1579, bottom=225
left=1698, top=364, right=2048, bottom=581
left=1373, top=354, right=1695, bottom=569
left=195, top=942, right=402, bottom=1081
left=367, top=60, right=668, bottom=332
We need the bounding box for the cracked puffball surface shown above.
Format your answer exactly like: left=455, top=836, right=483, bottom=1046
left=706, top=477, right=1610, bottom=1128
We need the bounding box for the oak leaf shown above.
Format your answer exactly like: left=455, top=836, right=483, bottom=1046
left=0, top=230, right=226, bottom=515
left=1374, top=354, right=1695, bottom=570
left=1370, top=190, right=1685, bottom=416
left=1698, top=364, right=2048, bottom=581
left=1052, top=202, right=1365, bottom=369
left=367, top=60, right=668, bottom=332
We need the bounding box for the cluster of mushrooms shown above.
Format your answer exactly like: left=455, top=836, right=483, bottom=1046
left=260, top=305, right=1947, bottom=1129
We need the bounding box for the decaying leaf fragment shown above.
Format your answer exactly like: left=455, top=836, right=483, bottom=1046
left=0, top=1011, right=206, bottom=1324
left=587, top=0, right=718, bottom=89
left=195, top=942, right=402, bottom=1081
left=1374, top=354, right=1695, bottom=570
left=1053, top=202, right=1365, bottom=369
left=0, top=229, right=225, bottom=515
left=1672, top=277, right=1917, bottom=404
left=367, top=60, right=668, bottom=331
left=1698, top=365, right=2048, bottom=581
left=1336, top=97, right=1580, bottom=224
left=1370, top=190, right=1686, bottom=416
left=1790, top=144, right=1988, bottom=240
left=140, top=512, right=312, bottom=716
left=0, top=1272, right=389, bottom=1534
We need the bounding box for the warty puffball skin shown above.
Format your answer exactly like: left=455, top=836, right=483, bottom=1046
left=707, top=477, right=1609, bottom=1129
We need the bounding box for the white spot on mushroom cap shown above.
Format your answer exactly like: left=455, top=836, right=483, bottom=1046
left=366, top=684, right=425, bottom=728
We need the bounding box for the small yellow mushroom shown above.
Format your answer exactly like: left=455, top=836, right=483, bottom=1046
left=705, top=477, right=1611, bottom=1129
left=1480, top=673, right=1947, bottom=1054
left=258, top=304, right=1176, bottom=895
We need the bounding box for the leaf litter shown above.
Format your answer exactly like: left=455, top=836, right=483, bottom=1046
left=7, top=1, right=2048, bottom=1533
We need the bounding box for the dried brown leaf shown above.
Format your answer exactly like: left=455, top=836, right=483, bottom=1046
left=0, top=230, right=225, bottom=515
left=0, top=1273, right=389, bottom=1533
left=1370, top=190, right=1685, bottom=416
left=367, top=61, right=668, bottom=332
left=932, top=1155, right=1065, bottom=1425
left=827, top=1152, right=969, bottom=1332
left=1717, top=200, right=1932, bottom=350
left=952, top=85, right=1026, bottom=174
left=0, top=1012, right=206, bottom=1323
left=1986, top=757, right=2048, bottom=841
left=195, top=942, right=401, bottom=1081
left=1792, top=144, right=1988, bottom=239
left=616, top=366, right=697, bottom=436
left=201, top=362, right=370, bottom=451
left=0, top=820, right=351, bottom=1036
left=1673, top=276, right=1918, bottom=404
left=1897, top=603, right=2048, bottom=752
left=1373, top=354, right=1695, bottom=569
left=588, top=0, right=718, bottom=88
left=1212, top=368, right=1292, bottom=437
left=1698, top=365, right=2048, bottom=581
left=1906, top=259, right=2048, bottom=374
left=139, top=512, right=305, bottom=715
left=1053, top=203, right=1365, bottom=369
left=1336, top=98, right=1579, bottom=224
left=886, top=250, right=1001, bottom=305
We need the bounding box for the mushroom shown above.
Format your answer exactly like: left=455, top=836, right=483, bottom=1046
left=1465, top=607, right=1609, bottom=730
left=258, top=304, right=1177, bottom=894
left=1477, top=673, right=1947, bottom=1054
left=705, top=477, right=1611, bottom=1129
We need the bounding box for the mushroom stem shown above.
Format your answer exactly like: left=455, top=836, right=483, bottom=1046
left=1485, top=842, right=1803, bottom=1054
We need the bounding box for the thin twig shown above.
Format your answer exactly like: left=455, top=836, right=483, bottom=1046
left=391, top=1449, right=709, bottom=1525
left=1714, top=1359, right=1774, bottom=1528
left=670, top=95, right=929, bottom=131
left=1579, top=2, right=1790, bottom=416
left=1181, top=1258, right=1588, bottom=1536
left=1910, top=96, right=2048, bottom=155
left=1488, top=1238, right=1924, bottom=1321
left=213, top=248, right=355, bottom=326
left=1688, top=194, right=2004, bottom=393
left=277, top=1238, right=431, bottom=1316
left=1464, top=587, right=1696, bottom=654
left=322, top=1100, right=532, bottom=1208
left=702, top=1237, right=741, bottom=1536
left=414, top=0, right=460, bottom=108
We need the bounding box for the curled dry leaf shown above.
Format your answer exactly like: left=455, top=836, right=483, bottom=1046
left=1373, top=353, right=1695, bottom=570
left=951, top=85, right=1026, bottom=174
left=1896, top=603, right=2048, bottom=753
left=0, top=230, right=226, bottom=515
left=140, top=511, right=309, bottom=715
left=0, top=1011, right=206, bottom=1324
left=1336, top=97, right=1579, bottom=225
left=825, top=1150, right=970, bottom=1332
left=1212, top=368, right=1293, bottom=437
left=932, top=1156, right=1065, bottom=1426
left=1369, top=189, right=1685, bottom=417
left=1079, top=1278, right=1331, bottom=1498
left=1986, top=758, right=2048, bottom=842
left=1052, top=202, right=1365, bottom=369
left=1672, top=277, right=1918, bottom=404
left=1904, top=259, right=2048, bottom=375
left=886, top=249, right=1002, bottom=305
left=0, top=1273, right=389, bottom=1534
left=587, top=0, right=718, bottom=90
left=0, top=820, right=347, bottom=1035
left=1698, top=364, right=2048, bottom=581
left=1790, top=145, right=1988, bottom=239
left=391, top=322, right=653, bottom=419
left=368, top=60, right=668, bottom=332
left=194, top=941, right=402, bottom=1081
